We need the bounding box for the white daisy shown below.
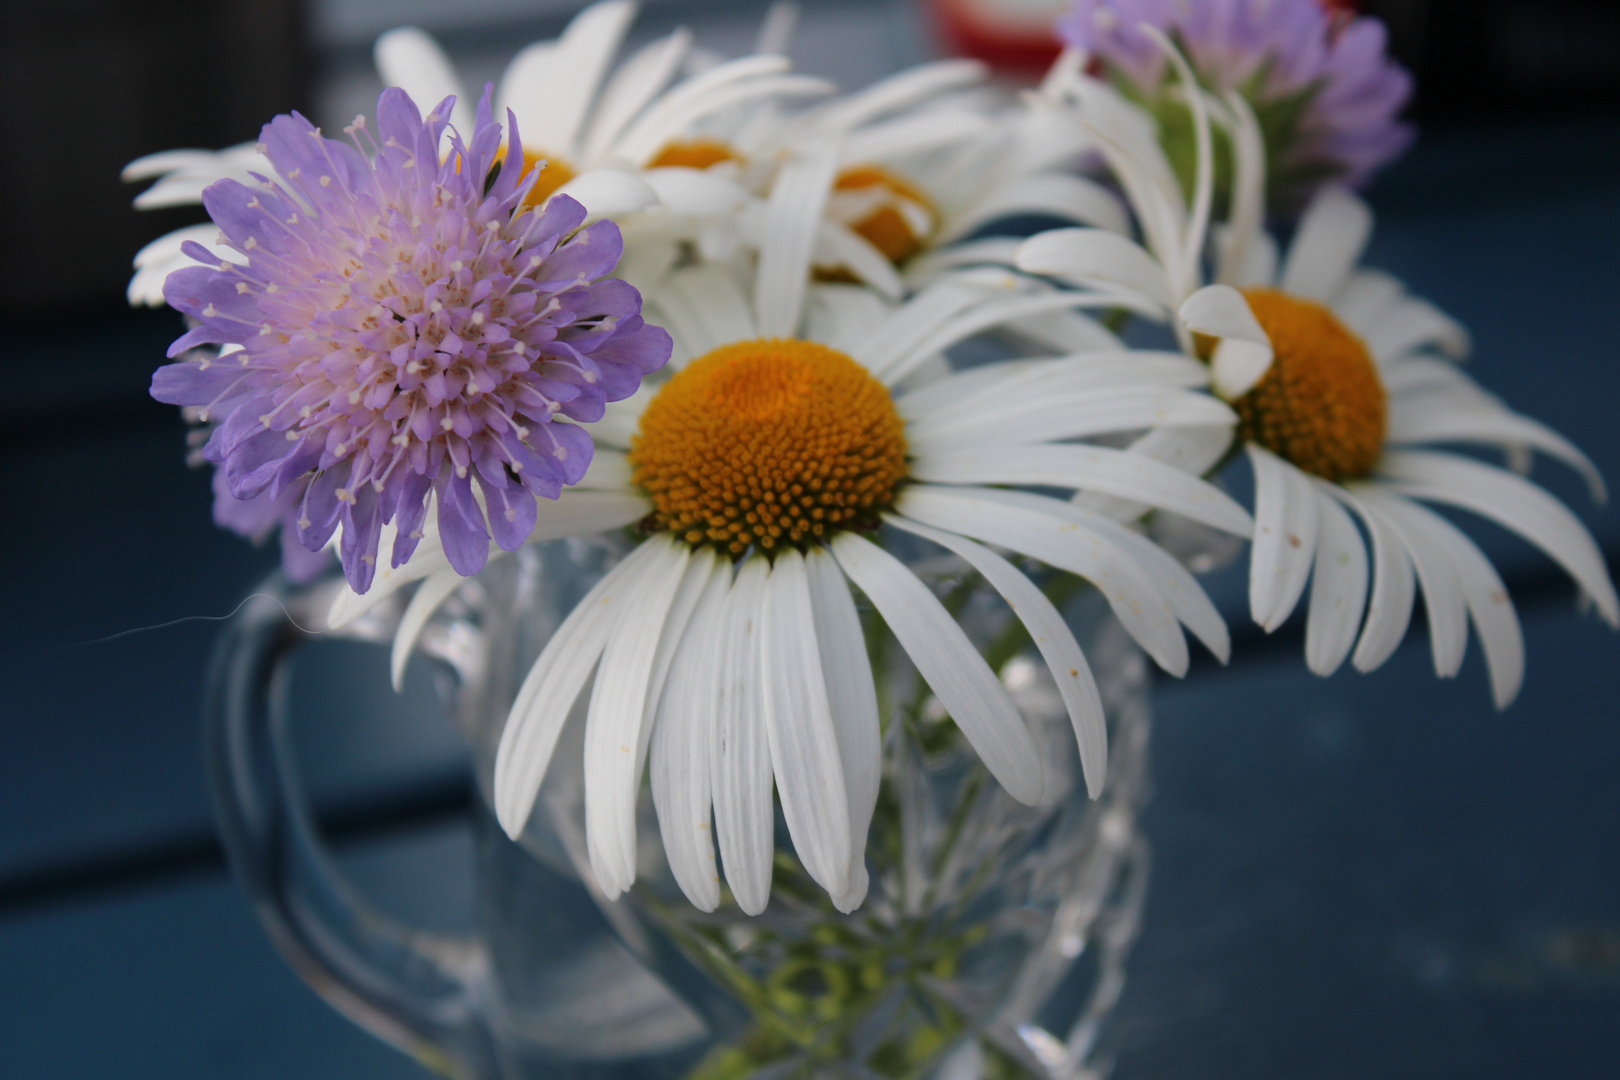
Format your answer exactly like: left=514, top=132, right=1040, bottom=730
left=325, top=140, right=1251, bottom=916
left=1016, top=35, right=1617, bottom=707
left=121, top=0, right=829, bottom=307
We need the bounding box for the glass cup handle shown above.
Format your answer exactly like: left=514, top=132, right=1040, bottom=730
left=203, top=585, right=500, bottom=1079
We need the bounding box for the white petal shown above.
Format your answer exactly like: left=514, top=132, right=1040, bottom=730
left=580, top=30, right=692, bottom=164
left=617, top=57, right=832, bottom=165
left=650, top=561, right=732, bottom=911
left=1380, top=498, right=1525, bottom=708
left=648, top=263, right=757, bottom=358
left=1303, top=482, right=1370, bottom=676
left=1388, top=394, right=1606, bottom=503
left=641, top=166, right=749, bottom=216
left=373, top=27, right=471, bottom=144
left=841, top=110, right=991, bottom=167
left=1326, top=486, right=1418, bottom=673
left=808, top=59, right=986, bottom=133
left=1280, top=187, right=1372, bottom=302
left=552, top=168, right=659, bottom=222
left=1379, top=450, right=1619, bottom=626
left=495, top=41, right=557, bottom=149
left=897, top=486, right=1189, bottom=676
left=575, top=448, right=631, bottom=490
left=1016, top=228, right=1176, bottom=313
left=887, top=516, right=1108, bottom=798
left=1072, top=424, right=1235, bottom=523
left=711, top=557, right=775, bottom=915
left=583, top=538, right=692, bottom=897
left=804, top=549, right=880, bottom=912
left=850, top=277, right=1000, bottom=375
left=1354, top=488, right=1469, bottom=678
left=493, top=538, right=671, bottom=840
left=906, top=386, right=1234, bottom=453
left=998, top=306, right=1124, bottom=354
left=520, top=0, right=637, bottom=159
left=903, top=238, right=1024, bottom=289
left=804, top=284, right=895, bottom=356
left=760, top=551, right=851, bottom=897
left=754, top=0, right=799, bottom=55
left=897, top=350, right=1207, bottom=424
left=1332, top=269, right=1405, bottom=338
left=754, top=138, right=840, bottom=338
left=1247, top=446, right=1320, bottom=632
left=1364, top=297, right=1471, bottom=363
left=812, top=219, right=904, bottom=300
left=1213, top=90, right=1269, bottom=288
left=1179, top=284, right=1274, bottom=398
left=830, top=533, right=1045, bottom=804
left=389, top=568, right=464, bottom=691
left=941, top=172, right=1129, bottom=244
left=910, top=443, right=1253, bottom=537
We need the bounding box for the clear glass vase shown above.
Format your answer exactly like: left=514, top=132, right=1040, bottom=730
left=206, top=535, right=1154, bottom=1080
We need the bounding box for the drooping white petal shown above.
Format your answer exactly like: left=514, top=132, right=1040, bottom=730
left=580, top=29, right=692, bottom=164
left=493, top=538, right=671, bottom=840
left=1363, top=297, right=1471, bottom=363
left=897, top=351, right=1207, bottom=425
left=760, top=551, right=852, bottom=898
left=1380, top=498, right=1526, bottom=708
left=650, top=560, right=732, bottom=912
left=1000, top=306, right=1124, bottom=354
left=1387, top=394, right=1606, bottom=503
left=1141, top=27, right=1215, bottom=299
left=1213, top=90, right=1268, bottom=288
left=831, top=533, right=1045, bottom=804
left=1247, top=446, right=1321, bottom=632
left=803, top=548, right=880, bottom=912
left=1354, top=488, right=1469, bottom=678
left=553, top=168, right=660, bottom=222
left=1303, top=482, right=1370, bottom=677
left=755, top=138, right=840, bottom=338
left=1016, top=228, right=1176, bottom=313
left=1072, top=424, right=1235, bottom=523
left=897, top=486, right=1190, bottom=676
left=616, top=56, right=832, bottom=164
left=1326, top=486, right=1417, bottom=674
left=373, top=28, right=471, bottom=145
left=711, top=557, right=775, bottom=915
left=941, top=173, right=1129, bottom=244
left=1379, top=450, right=1619, bottom=626
left=1179, top=284, right=1275, bottom=399
left=1331, top=269, right=1405, bottom=338
left=905, top=386, right=1234, bottom=453
left=840, top=110, right=991, bottom=167
left=887, top=516, right=1108, bottom=798
left=1280, top=187, right=1372, bottom=302
left=389, top=568, right=464, bottom=691
left=909, top=443, right=1253, bottom=537
left=808, top=59, right=987, bottom=133
left=583, top=539, right=692, bottom=898
left=903, top=238, right=1024, bottom=289
left=812, top=219, right=904, bottom=300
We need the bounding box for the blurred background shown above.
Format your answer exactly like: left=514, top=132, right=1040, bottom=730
left=2, top=0, right=1618, bottom=1076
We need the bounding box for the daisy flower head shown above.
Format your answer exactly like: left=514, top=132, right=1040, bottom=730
left=1018, top=47, right=1617, bottom=707
left=148, top=87, right=671, bottom=594
left=1056, top=0, right=1413, bottom=211
left=328, top=140, right=1252, bottom=916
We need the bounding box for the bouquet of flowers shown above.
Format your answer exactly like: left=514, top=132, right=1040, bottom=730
left=128, top=2, right=1614, bottom=1077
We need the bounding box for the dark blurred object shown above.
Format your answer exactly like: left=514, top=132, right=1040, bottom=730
left=1363, top=0, right=1620, bottom=117
left=0, top=0, right=308, bottom=314
left=923, top=0, right=1067, bottom=74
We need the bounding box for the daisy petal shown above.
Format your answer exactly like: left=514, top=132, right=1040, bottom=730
left=851, top=278, right=998, bottom=376
left=389, top=567, right=464, bottom=691
left=1327, top=486, right=1418, bottom=673
left=941, top=173, right=1129, bottom=244
left=813, top=219, right=904, bottom=300
left=1364, top=297, right=1470, bottom=363
left=583, top=538, right=692, bottom=897
left=650, top=561, right=732, bottom=912
left=553, top=168, right=659, bottom=221
left=1380, top=451, right=1619, bottom=626
left=1388, top=397, right=1606, bottom=503
left=804, top=284, right=895, bottom=356
left=809, top=59, right=986, bottom=133
left=711, top=557, right=775, bottom=915
left=1303, top=482, right=1370, bottom=677
left=897, top=487, right=1189, bottom=676
left=650, top=264, right=756, bottom=358
left=1355, top=489, right=1469, bottom=678
left=1280, top=187, right=1372, bottom=302
left=804, top=549, right=880, bottom=912
left=887, top=515, right=1108, bottom=798
left=374, top=27, right=471, bottom=139
left=1016, top=228, right=1176, bottom=312
left=909, top=443, right=1253, bottom=537
left=1247, top=446, right=1320, bottom=632
left=1179, top=284, right=1274, bottom=398
left=761, top=551, right=852, bottom=897
left=1072, top=424, right=1234, bottom=523
left=906, top=386, right=1234, bottom=453
left=523, top=0, right=638, bottom=158
left=755, top=138, right=840, bottom=338
left=581, top=29, right=692, bottom=164
left=831, top=533, right=1045, bottom=804
left=493, top=537, right=669, bottom=840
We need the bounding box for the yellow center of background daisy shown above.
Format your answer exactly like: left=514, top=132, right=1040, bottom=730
left=629, top=340, right=909, bottom=554
left=519, top=150, right=578, bottom=209
left=836, top=165, right=938, bottom=266
left=648, top=139, right=741, bottom=170
left=1232, top=288, right=1388, bottom=482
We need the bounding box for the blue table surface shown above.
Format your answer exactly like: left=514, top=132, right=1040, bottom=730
left=2, top=10, right=1618, bottom=1076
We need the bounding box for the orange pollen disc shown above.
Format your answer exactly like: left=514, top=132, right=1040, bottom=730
left=518, top=149, right=577, bottom=210
left=1232, top=288, right=1388, bottom=482
left=832, top=165, right=938, bottom=266
left=647, top=139, right=741, bottom=170
left=628, top=339, right=909, bottom=555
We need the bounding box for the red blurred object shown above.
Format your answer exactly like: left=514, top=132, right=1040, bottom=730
left=926, top=0, right=1070, bottom=75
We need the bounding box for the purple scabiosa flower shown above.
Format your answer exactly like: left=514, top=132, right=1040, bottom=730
left=150, top=87, right=671, bottom=593
left=1058, top=0, right=1413, bottom=209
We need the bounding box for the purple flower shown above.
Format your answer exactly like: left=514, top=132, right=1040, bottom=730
left=1059, top=0, right=1413, bottom=202
left=151, top=88, right=671, bottom=592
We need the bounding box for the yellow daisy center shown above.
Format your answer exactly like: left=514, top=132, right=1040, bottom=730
left=648, top=139, right=742, bottom=170
left=518, top=149, right=577, bottom=210
left=1231, top=288, right=1388, bottom=482
left=629, top=339, right=909, bottom=554
left=834, top=165, right=939, bottom=266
